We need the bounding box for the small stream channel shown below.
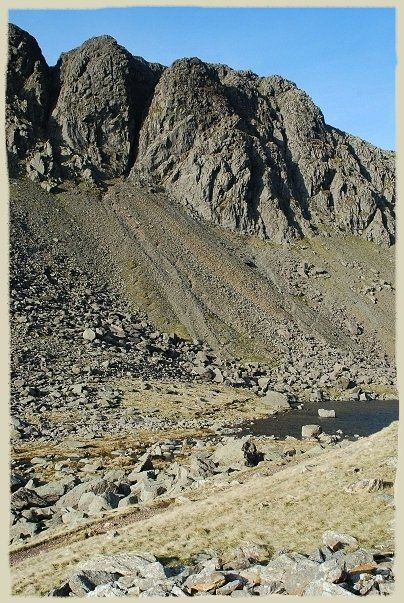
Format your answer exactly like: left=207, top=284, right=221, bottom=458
left=241, top=399, right=399, bottom=440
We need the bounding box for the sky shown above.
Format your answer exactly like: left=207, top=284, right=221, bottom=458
left=8, top=7, right=396, bottom=150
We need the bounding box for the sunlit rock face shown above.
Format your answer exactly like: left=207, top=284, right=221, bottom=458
left=7, top=24, right=395, bottom=245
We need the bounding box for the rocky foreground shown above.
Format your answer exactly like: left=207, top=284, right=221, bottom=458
left=49, top=536, right=395, bottom=597
left=11, top=422, right=397, bottom=596
left=10, top=426, right=396, bottom=547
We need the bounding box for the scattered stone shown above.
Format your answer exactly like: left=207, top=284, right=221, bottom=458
left=345, top=478, right=385, bottom=494
left=83, top=328, right=96, bottom=342
left=304, top=579, right=355, bottom=596
left=129, top=453, right=154, bottom=475
left=48, top=542, right=395, bottom=597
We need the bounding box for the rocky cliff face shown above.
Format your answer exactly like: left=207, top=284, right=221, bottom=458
left=6, top=24, right=395, bottom=245
left=50, top=36, right=163, bottom=181
left=6, top=24, right=163, bottom=188
left=133, top=59, right=395, bottom=245
left=6, top=24, right=51, bottom=167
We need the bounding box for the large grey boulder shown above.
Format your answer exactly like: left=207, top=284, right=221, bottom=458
left=77, top=491, right=121, bottom=515
left=11, top=487, right=47, bottom=511
left=211, top=437, right=249, bottom=469
left=10, top=519, right=39, bottom=541
left=33, top=477, right=74, bottom=504
left=261, top=390, right=290, bottom=413
left=322, top=530, right=358, bottom=551
left=188, top=454, right=218, bottom=479
left=55, top=479, right=119, bottom=509
left=184, top=570, right=226, bottom=593
left=318, top=408, right=336, bottom=418
left=86, top=584, right=126, bottom=597
left=304, top=579, right=355, bottom=596
left=302, top=424, right=322, bottom=438
left=259, top=553, right=320, bottom=595
left=77, top=553, right=167, bottom=582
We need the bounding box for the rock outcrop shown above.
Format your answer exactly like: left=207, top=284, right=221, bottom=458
left=6, top=24, right=163, bottom=185
left=6, top=24, right=395, bottom=246
left=6, top=24, right=51, bottom=168
left=133, top=58, right=395, bottom=246
left=49, top=35, right=163, bottom=180
left=49, top=543, right=395, bottom=597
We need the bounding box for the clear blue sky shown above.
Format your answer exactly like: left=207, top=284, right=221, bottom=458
left=9, top=7, right=396, bottom=150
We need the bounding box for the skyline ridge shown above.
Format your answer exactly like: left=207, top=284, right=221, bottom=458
left=8, top=6, right=396, bottom=151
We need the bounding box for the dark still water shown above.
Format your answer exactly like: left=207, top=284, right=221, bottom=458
left=242, top=399, right=399, bottom=440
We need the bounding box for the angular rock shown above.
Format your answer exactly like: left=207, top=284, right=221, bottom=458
left=260, top=553, right=320, bottom=595
left=254, top=582, right=286, bottom=595
left=216, top=579, right=243, bottom=595
left=68, top=572, right=98, bottom=597
left=211, top=437, right=247, bottom=469
left=10, top=519, right=39, bottom=541
left=49, top=582, right=72, bottom=597
left=55, top=479, right=119, bottom=509
left=83, top=328, right=96, bottom=342
left=77, top=491, right=120, bottom=514
left=261, top=390, right=290, bottom=413
left=129, top=453, right=154, bottom=475
left=301, top=424, right=322, bottom=438
left=86, top=583, right=126, bottom=597
left=336, top=549, right=375, bottom=572
left=79, top=553, right=166, bottom=581
left=345, top=478, right=385, bottom=494
left=257, top=377, right=271, bottom=391
left=304, top=578, right=355, bottom=596
left=184, top=571, right=226, bottom=593
left=61, top=510, right=87, bottom=525
left=318, top=408, right=336, bottom=418
left=11, top=487, right=47, bottom=511
left=34, top=478, right=72, bottom=504
left=232, top=542, right=268, bottom=566
left=189, top=455, right=217, bottom=479
left=322, top=530, right=358, bottom=551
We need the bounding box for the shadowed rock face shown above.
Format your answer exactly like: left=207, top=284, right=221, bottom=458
left=6, top=24, right=163, bottom=184
left=50, top=35, right=163, bottom=179
left=6, top=24, right=51, bottom=162
left=6, top=24, right=395, bottom=245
